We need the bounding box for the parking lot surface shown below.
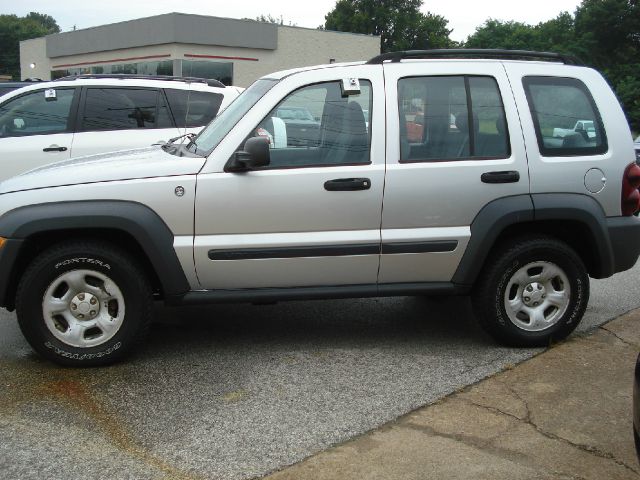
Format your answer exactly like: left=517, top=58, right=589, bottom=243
left=1, top=262, right=639, bottom=479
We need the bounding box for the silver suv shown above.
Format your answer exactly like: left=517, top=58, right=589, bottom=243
left=0, top=49, right=639, bottom=366
left=0, top=75, right=242, bottom=181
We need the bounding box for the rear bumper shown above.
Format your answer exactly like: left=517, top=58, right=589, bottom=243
left=607, top=216, right=640, bottom=274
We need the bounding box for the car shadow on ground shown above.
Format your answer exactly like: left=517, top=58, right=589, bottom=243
left=143, top=295, right=494, bottom=359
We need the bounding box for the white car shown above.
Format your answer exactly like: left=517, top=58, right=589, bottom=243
left=0, top=75, right=242, bottom=181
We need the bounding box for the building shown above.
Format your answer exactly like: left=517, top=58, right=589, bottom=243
left=20, top=13, right=380, bottom=86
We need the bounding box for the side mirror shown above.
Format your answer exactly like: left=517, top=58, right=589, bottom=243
left=226, top=136, right=271, bottom=172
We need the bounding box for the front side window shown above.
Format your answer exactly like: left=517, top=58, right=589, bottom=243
left=165, top=89, right=223, bottom=128
left=398, top=76, right=509, bottom=162
left=81, top=88, right=162, bottom=131
left=0, top=88, right=75, bottom=138
left=523, top=76, right=607, bottom=156
left=191, top=79, right=277, bottom=156
left=240, top=80, right=372, bottom=169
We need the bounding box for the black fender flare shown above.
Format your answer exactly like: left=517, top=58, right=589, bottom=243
left=0, top=200, right=190, bottom=309
left=452, top=193, right=615, bottom=285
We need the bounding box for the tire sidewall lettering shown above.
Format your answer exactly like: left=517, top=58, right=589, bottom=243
left=55, top=257, right=111, bottom=270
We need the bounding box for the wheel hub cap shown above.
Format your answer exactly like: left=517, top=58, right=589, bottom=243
left=503, top=261, right=570, bottom=332
left=69, top=292, right=100, bottom=320
left=42, top=269, right=125, bottom=348
left=522, top=282, right=546, bottom=307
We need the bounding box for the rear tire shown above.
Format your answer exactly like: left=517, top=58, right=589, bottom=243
left=472, top=236, right=589, bottom=347
left=16, top=241, right=153, bottom=366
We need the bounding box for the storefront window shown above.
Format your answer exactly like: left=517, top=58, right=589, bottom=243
left=182, top=60, right=233, bottom=85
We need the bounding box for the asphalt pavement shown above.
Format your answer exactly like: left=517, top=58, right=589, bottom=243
left=1, top=261, right=639, bottom=479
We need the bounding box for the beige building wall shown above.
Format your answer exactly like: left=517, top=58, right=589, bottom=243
left=20, top=25, right=380, bottom=86
left=19, top=37, right=50, bottom=80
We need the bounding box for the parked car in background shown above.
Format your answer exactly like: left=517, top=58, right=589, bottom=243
left=274, top=106, right=321, bottom=147
left=0, top=80, right=43, bottom=98
left=0, top=75, right=242, bottom=181
left=634, top=135, right=640, bottom=164
left=552, top=120, right=597, bottom=139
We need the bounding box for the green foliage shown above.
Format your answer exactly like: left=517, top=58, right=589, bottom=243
left=324, top=0, right=454, bottom=52
left=465, top=0, right=640, bottom=130
left=0, top=12, right=60, bottom=80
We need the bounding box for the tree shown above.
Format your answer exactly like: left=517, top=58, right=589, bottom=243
left=0, top=12, right=60, bottom=80
left=324, top=0, right=454, bottom=52
left=464, top=1, right=640, bottom=130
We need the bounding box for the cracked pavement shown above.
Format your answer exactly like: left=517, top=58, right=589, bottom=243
left=267, top=310, right=640, bottom=480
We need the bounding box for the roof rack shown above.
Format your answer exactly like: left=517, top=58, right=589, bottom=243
left=366, top=49, right=583, bottom=66
left=54, top=74, right=226, bottom=88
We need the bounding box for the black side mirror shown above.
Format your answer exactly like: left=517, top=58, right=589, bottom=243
left=226, top=136, right=271, bottom=172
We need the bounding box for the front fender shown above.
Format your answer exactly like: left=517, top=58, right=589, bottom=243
left=0, top=200, right=190, bottom=310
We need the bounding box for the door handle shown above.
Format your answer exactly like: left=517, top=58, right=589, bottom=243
left=324, top=178, right=371, bottom=191
left=481, top=171, right=520, bottom=184
left=43, top=146, right=68, bottom=152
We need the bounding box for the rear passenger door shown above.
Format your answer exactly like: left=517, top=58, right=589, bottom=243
left=378, top=62, right=530, bottom=284
left=70, top=87, right=181, bottom=158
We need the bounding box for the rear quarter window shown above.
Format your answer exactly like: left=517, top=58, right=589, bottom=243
left=164, top=89, right=223, bottom=128
left=523, top=76, right=607, bottom=156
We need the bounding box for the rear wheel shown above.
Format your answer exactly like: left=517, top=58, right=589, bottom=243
left=16, top=241, right=153, bottom=366
left=472, top=236, right=589, bottom=347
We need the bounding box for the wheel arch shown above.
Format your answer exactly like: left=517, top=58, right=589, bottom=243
left=0, top=200, right=190, bottom=311
left=452, top=193, right=615, bottom=286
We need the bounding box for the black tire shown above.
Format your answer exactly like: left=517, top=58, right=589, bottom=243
left=472, top=236, right=589, bottom=347
left=16, top=240, right=153, bottom=367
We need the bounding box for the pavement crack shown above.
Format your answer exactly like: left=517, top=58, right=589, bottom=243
left=469, top=381, right=640, bottom=476
left=403, top=421, right=531, bottom=463
left=599, top=325, right=640, bottom=349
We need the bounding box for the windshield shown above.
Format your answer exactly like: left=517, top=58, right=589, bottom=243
left=188, top=78, right=278, bottom=156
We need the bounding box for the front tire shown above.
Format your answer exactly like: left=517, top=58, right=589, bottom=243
left=16, top=241, right=153, bottom=366
left=472, top=236, right=589, bottom=347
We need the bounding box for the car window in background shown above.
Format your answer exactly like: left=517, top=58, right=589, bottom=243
left=165, top=89, right=223, bottom=128
left=0, top=88, right=75, bottom=137
left=81, top=88, right=161, bottom=131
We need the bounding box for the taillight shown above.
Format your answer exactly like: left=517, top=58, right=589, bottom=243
left=621, top=163, right=640, bottom=215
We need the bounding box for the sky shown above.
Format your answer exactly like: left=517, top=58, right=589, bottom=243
left=2, top=0, right=584, bottom=42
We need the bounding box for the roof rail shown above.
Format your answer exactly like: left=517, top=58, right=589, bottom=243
left=53, top=74, right=226, bottom=88
left=366, top=49, right=583, bottom=66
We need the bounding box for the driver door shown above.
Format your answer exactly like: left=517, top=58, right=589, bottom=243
left=0, top=87, right=77, bottom=179
left=193, top=69, right=385, bottom=290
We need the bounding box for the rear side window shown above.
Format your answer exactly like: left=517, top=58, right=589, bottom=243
left=523, top=76, right=607, bottom=156
left=82, top=88, right=162, bottom=131
left=398, top=75, right=509, bottom=162
left=165, top=89, right=223, bottom=128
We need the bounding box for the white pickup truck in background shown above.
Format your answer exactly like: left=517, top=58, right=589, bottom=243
left=553, top=120, right=597, bottom=139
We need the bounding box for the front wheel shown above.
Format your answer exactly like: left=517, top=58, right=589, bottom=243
left=472, top=236, right=589, bottom=347
left=16, top=241, right=153, bottom=366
